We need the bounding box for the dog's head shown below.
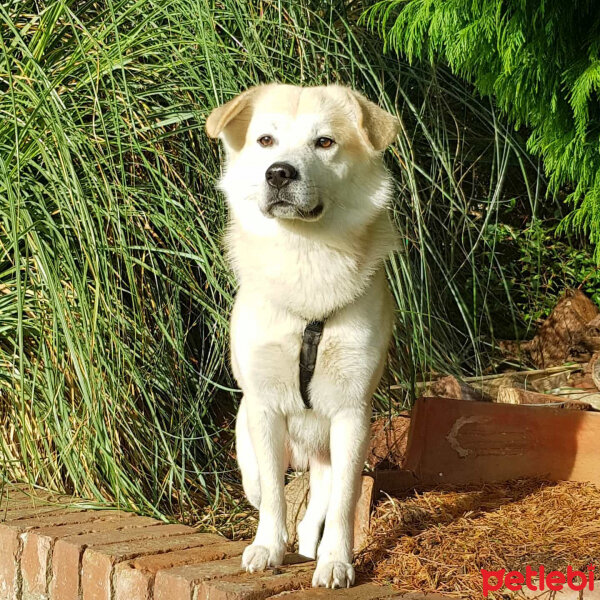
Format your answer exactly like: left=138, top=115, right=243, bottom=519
left=207, top=84, right=398, bottom=230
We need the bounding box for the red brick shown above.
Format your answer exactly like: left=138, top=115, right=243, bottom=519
left=21, top=532, right=51, bottom=600
left=198, top=560, right=315, bottom=600
left=272, top=582, right=398, bottom=599
left=2, top=505, right=75, bottom=522
left=0, top=508, right=129, bottom=600
left=0, top=485, right=57, bottom=507
left=1, top=485, right=406, bottom=600
left=20, top=513, right=150, bottom=600
left=154, top=557, right=245, bottom=600
left=1, top=494, right=55, bottom=512
left=154, top=555, right=313, bottom=600
left=0, top=507, right=87, bottom=600
left=15, top=508, right=133, bottom=530
left=49, top=519, right=170, bottom=600
left=113, top=539, right=245, bottom=600
left=48, top=536, right=81, bottom=600
left=113, top=565, right=153, bottom=600
left=81, top=530, right=220, bottom=600
left=0, top=526, right=21, bottom=600
left=1, top=493, right=74, bottom=515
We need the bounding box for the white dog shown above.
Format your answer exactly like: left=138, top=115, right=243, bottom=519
left=206, top=83, right=398, bottom=589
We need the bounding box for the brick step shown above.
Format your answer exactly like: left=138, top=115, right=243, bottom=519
left=268, top=584, right=443, bottom=599
left=0, top=484, right=447, bottom=600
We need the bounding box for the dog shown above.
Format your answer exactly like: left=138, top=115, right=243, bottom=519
left=206, top=83, right=399, bottom=589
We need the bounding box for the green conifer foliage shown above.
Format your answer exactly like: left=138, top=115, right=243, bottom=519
left=365, top=0, right=600, bottom=257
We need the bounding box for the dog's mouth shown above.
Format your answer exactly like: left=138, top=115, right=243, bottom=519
left=263, top=199, right=324, bottom=222
left=299, top=203, right=324, bottom=220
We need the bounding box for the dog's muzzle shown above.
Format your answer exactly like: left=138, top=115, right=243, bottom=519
left=262, top=162, right=323, bottom=221
left=262, top=194, right=324, bottom=220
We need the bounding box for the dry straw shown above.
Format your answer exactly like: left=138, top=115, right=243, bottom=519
left=358, top=479, right=600, bottom=599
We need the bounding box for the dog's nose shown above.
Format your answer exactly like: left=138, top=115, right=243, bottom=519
left=265, top=162, right=298, bottom=189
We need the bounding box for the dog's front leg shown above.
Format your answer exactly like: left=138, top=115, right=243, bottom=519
left=312, top=408, right=369, bottom=588
left=241, top=405, right=288, bottom=572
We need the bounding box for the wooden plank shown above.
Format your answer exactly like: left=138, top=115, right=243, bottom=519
left=400, top=396, right=600, bottom=487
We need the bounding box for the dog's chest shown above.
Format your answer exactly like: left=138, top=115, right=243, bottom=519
left=233, top=306, right=380, bottom=416
left=229, top=225, right=391, bottom=413
left=238, top=236, right=366, bottom=320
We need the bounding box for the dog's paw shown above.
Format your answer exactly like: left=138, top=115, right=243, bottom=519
left=241, top=543, right=285, bottom=573
left=312, top=560, right=355, bottom=589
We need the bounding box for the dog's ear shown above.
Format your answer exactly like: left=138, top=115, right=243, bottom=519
left=349, top=90, right=399, bottom=152
left=206, top=87, right=260, bottom=152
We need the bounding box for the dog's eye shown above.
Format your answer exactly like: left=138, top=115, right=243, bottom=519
left=316, top=137, right=335, bottom=149
left=257, top=135, right=274, bottom=147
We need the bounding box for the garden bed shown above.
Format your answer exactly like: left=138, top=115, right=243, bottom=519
left=358, top=479, right=600, bottom=599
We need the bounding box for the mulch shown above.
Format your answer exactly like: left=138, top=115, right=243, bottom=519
left=357, top=478, right=600, bottom=599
